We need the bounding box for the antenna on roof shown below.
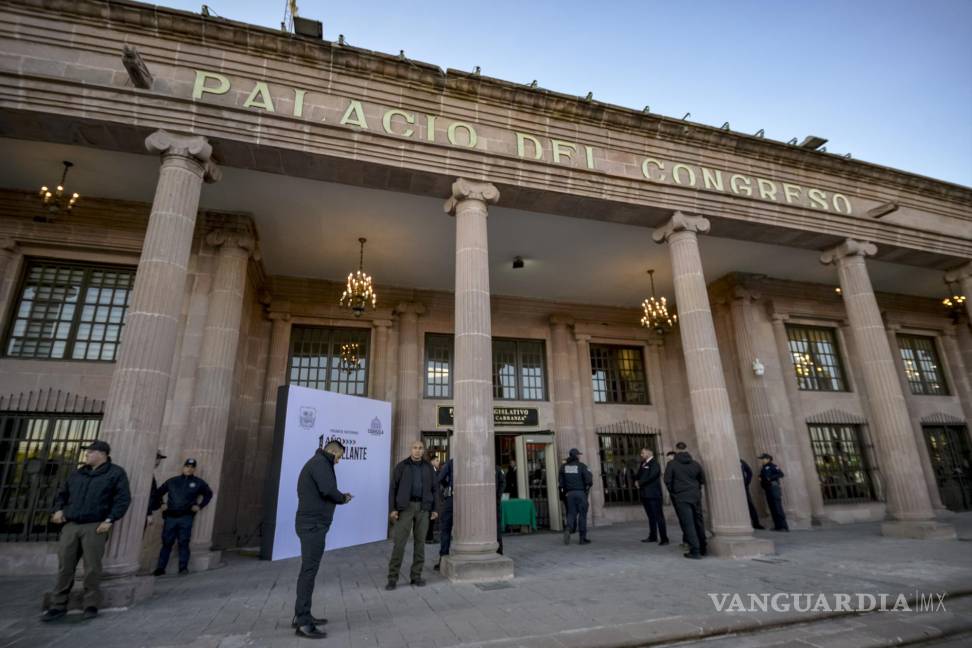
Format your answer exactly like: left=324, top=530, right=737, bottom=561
left=787, top=137, right=798, bottom=145
left=721, top=122, right=730, bottom=130
left=642, top=105, right=650, bottom=113
left=529, top=80, right=538, bottom=88
left=754, top=129, right=765, bottom=138
left=584, top=92, right=593, bottom=101
left=282, top=0, right=298, bottom=33
left=681, top=112, right=691, bottom=120
left=338, top=34, right=346, bottom=46
left=473, top=65, right=481, bottom=76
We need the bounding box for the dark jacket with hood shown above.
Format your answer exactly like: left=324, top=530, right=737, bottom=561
left=296, top=449, right=348, bottom=524
left=54, top=460, right=131, bottom=524
left=389, top=457, right=438, bottom=513
left=664, top=452, right=705, bottom=503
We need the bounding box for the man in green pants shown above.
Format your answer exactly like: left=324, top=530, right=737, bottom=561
left=386, top=440, right=438, bottom=589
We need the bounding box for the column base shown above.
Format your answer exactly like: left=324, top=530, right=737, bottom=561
left=708, top=534, right=775, bottom=559
left=188, top=549, right=222, bottom=572
left=43, top=573, right=154, bottom=611
left=881, top=520, right=957, bottom=540
left=787, top=516, right=813, bottom=531
left=441, top=552, right=514, bottom=583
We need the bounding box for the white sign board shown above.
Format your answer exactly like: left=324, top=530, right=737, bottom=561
left=266, top=385, right=391, bottom=560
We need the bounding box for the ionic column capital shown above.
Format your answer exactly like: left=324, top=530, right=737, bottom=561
left=0, top=237, right=16, bottom=253
left=731, top=284, right=761, bottom=302
left=443, top=177, right=499, bottom=215
left=145, top=129, right=221, bottom=183
left=944, top=261, right=972, bottom=283
left=267, top=311, right=291, bottom=323
left=372, top=318, right=394, bottom=329
left=549, top=314, right=575, bottom=327
left=395, top=301, right=426, bottom=318
left=573, top=332, right=592, bottom=343
left=820, top=238, right=877, bottom=266
left=885, top=322, right=902, bottom=333
left=205, top=228, right=259, bottom=259
left=652, top=211, right=710, bottom=244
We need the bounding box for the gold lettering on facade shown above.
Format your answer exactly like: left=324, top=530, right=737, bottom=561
left=808, top=188, right=829, bottom=210
left=832, top=194, right=852, bottom=214
left=192, top=70, right=230, bottom=100
left=756, top=178, right=777, bottom=201
left=293, top=89, right=307, bottom=118
left=340, top=100, right=369, bottom=129
left=701, top=167, right=724, bottom=192
left=672, top=163, right=696, bottom=187
left=425, top=114, right=437, bottom=142
left=382, top=109, right=415, bottom=137
left=551, top=139, right=577, bottom=164
left=641, top=158, right=665, bottom=181
left=584, top=145, right=596, bottom=170
left=782, top=183, right=801, bottom=204
left=243, top=81, right=275, bottom=112
left=447, top=122, right=477, bottom=148
left=516, top=132, right=543, bottom=160
left=730, top=174, right=753, bottom=196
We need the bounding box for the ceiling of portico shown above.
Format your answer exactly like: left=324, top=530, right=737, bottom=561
left=0, top=138, right=951, bottom=306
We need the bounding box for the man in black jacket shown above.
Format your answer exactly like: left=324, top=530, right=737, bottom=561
left=293, top=439, right=352, bottom=640
left=741, top=459, right=765, bottom=530
left=151, top=458, right=214, bottom=576
left=386, top=441, right=438, bottom=590
left=42, top=440, right=131, bottom=622
left=636, top=448, right=668, bottom=545
left=146, top=449, right=166, bottom=527
left=434, top=457, right=454, bottom=571
left=558, top=448, right=593, bottom=545
left=758, top=453, right=789, bottom=531
left=663, top=442, right=707, bottom=559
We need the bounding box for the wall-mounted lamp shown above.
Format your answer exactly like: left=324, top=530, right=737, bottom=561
left=752, top=358, right=765, bottom=377
left=512, top=256, right=524, bottom=269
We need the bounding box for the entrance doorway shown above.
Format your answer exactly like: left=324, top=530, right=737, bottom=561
left=923, top=425, right=972, bottom=511
left=496, top=432, right=561, bottom=531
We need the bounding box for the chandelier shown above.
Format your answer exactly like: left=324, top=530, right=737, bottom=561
left=339, top=342, right=361, bottom=373
left=37, top=161, right=80, bottom=222
left=640, top=269, right=677, bottom=335
left=339, top=237, right=377, bottom=317
left=943, top=280, right=967, bottom=323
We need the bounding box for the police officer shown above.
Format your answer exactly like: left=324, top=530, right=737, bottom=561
left=636, top=448, right=668, bottom=545
left=664, top=442, right=707, bottom=559
left=740, top=459, right=765, bottom=530
left=758, top=453, right=789, bottom=531
left=151, top=458, right=213, bottom=576
left=558, top=448, right=593, bottom=545
left=434, top=457, right=454, bottom=571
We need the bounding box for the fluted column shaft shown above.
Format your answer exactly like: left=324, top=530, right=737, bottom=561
left=550, top=316, right=579, bottom=454
left=943, top=326, right=972, bottom=426
left=371, top=319, right=393, bottom=401
left=103, top=130, right=220, bottom=577
left=0, top=238, right=22, bottom=330
left=394, top=302, right=424, bottom=461
left=573, top=333, right=605, bottom=517
left=187, top=229, right=257, bottom=558
left=820, top=240, right=937, bottom=525
left=729, top=293, right=812, bottom=527
left=653, top=212, right=772, bottom=557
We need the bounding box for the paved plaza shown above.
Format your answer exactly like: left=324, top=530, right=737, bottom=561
left=1, top=514, right=971, bottom=648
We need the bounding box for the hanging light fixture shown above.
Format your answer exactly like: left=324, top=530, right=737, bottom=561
left=339, top=342, right=362, bottom=373
left=37, top=161, right=80, bottom=222
left=339, top=237, right=377, bottom=317
left=640, top=269, right=677, bottom=335
left=942, top=280, right=967, bottom=323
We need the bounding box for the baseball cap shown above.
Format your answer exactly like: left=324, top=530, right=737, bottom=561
left=184, top=458, right=198, bottom=467
left=85, top=440, right=111, bottom=454
left=568, top=448, right=582, bottom=457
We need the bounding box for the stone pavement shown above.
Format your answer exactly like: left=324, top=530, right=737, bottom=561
left=1, top=514, right=971, bottom=648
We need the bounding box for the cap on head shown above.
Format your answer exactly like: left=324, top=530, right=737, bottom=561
left=86, top=440, right=111, bottom=454
left=758, top=453, right=773, bottom=461
left=568, top=448, right=582, bottom=458
left=184, top=458, right=198, bottom=467
left=674, top=442, right=687, bottom=451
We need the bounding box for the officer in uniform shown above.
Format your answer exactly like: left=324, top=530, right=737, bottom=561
left=740, top=459, right=765, bottom=530
left=758, top=453, right=789, bottom=531
left=558, top=448, right=593, bottom=545
left=151, top=458, right=213, bottom=575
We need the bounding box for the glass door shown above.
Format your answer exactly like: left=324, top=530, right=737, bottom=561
left=923, top=425, right=972, bottom=511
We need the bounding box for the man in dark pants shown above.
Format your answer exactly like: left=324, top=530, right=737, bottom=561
left=505, top=459, right=518, bottom=498
left=758, top=453, right=789, bottom=531
left=386, top=441, right=438, bottom=590
left=741, top=459, right=765, bottom=530
left=665, top=450, right=687, bottom=548
left=434, top=457, right=453, bottom=570
left=664, top=442, right=707, bottom=559
left=42, top=440, right=131, bottom=622
left=496, top=464, right=506, bottom=554
left=146, top=450, right=166, bottom=527
left=558, top=448, right=593, bottom=545
left=636, top=448, right=668, bottom=545
left=151, top=458, right=213, bottom=576
left=293, top=439, right=352, bottom=640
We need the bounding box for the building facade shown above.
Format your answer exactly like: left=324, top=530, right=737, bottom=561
left=0, top=0, right=970, bottom=596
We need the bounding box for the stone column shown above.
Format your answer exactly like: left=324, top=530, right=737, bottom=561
left=768, top=312, right=825, bottom=520
left=574, top=333, right=605, bottom=518
left=820, top=239, right=955, bottom=539
left=371, top=319, right=393, bottom=401
left=0, top=237, right=22, bottom=329
left=184, top=228, right=258, bottom=568
left=441, top=178, right=513, bottom=581
left=884, top=324, right=948, bottom=514
left=653, top=212, right=773, bottom=558
left=550, top=315, right=580, bottom=452
left=944, top=262, right=972, bottom=323
left=101, top=131, right=220, bottom=603
left=394, top=302, right=425, bottom=462
left=729, top=289, right=812, bottom=528
left=942, top=325, right=972, bottom=425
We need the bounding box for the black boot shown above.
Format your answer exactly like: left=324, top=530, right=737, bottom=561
left=295, top=624, right=327, bottom=639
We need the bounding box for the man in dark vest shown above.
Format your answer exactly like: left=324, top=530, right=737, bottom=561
left=741, top=459, right=765, bottom=530
left=151, top=458, right=213, bottom=576
left=664, top=442, right=707, bottom=559
left=292, top=439, right=352, bottom=640
left=558, top=448, right=593, bottom=545
left=386, top=440, right=438, bottom=589
left=636, top=448, right=668, bottom=545
left=758, top=453, right=789, bottom=531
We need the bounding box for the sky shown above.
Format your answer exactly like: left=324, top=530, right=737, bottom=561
left=155, top=0, right=972, bottom=187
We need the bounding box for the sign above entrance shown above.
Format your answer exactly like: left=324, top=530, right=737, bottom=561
left=437, top=406, right=539, bottom=428
left=189, top=70, right=856, bottom=216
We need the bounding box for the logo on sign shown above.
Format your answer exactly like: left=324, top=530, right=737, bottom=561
left=299, top=406, right=317, bottom=429
left=368, top=417, right=384, bottom=436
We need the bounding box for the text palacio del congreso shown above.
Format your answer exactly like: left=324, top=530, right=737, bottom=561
left=0, top=0, right=970, bottom=606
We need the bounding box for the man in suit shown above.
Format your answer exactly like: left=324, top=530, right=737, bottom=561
left=758, top=453, right=789, bottom=531
left=636, top=448, right=668, bottom=545
left=740, top=459, right=765, bottom=530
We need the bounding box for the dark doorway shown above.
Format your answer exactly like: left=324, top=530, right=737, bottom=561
left=525, top=442, right=551, bottom=529
left=923, top=425, right=972, bottom=511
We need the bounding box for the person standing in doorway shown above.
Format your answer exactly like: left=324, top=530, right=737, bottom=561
left=496, top=463, right=506, bottom=554
left=386, top=441, right=438, bottom=589
left=292, top=439, right=352, bottom=640
left=741, top=459, right=765, bottom=530
left=505, top=459, right=519, bottom=498
left=151, top=458, right=213, bottom=576
left=558, top=448, right=593, bottom=545
left=636, top=448, right=668, bottom=545
left=664, top=442, right=707, bottom=559
left=42, top=440, right=131, bottom=622
left=758, top=453, right=789, bottom=532
left=434, top=457, right=454, bottom=571
left=425, top=451, right=441, bottom=545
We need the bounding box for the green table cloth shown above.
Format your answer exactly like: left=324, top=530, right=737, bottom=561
left=500, top=498, right=538, bottom=531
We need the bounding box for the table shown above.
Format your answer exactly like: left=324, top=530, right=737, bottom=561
left=500, top=498, right=538, bottom=532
